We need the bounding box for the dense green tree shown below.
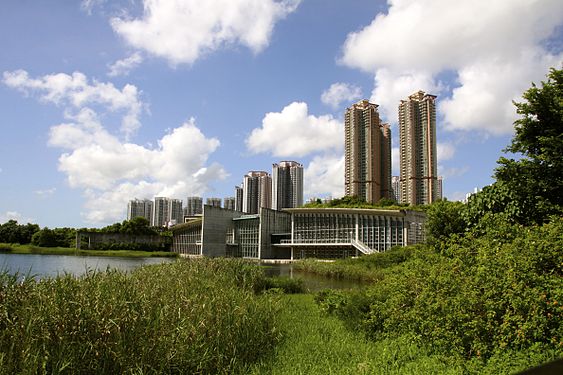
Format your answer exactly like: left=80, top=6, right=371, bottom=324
left=425, top=200, right=467, bottom=246
left=493, top=67, right=563, bottom=224
left=120, top=217, right=158, bottom=235
left=0, top=220, right=40, bottom=244
left=31, top=227, right=75, bottom=247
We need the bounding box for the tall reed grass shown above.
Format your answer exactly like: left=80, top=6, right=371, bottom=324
left=0, top=258, right=280, bottom=374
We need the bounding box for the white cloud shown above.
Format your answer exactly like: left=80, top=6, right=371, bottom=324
left=49, top=117, right=226, bottom=224
left=111, top=0, right=301, bottom=65
left=304, top=154, right=344, bottom=199
left=440, top=50, right=562, bottom=134
left=321, top=82, right=362, bottom=109
left=108, top=52, right=144, bottom=77
left=369, top=69, right=444, bottom=122
left=3, top=70, right=144, bottom=137
left=0, top=211, right=35, bottom=224
left=437, top=142, right=455, bottom=162
left=4, top=70, right=226, bottom=225
left=34, top=188, right=57, bottom=198
left=438, top=165, right=469, bottom=179
left=341, top=0, right=563, bottom=135
left=246, top=102, right=342, bottom=157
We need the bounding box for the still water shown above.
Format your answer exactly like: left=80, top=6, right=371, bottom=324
left=0, top=253, right=174, bottom=280
left=260, top=262, right=366, bottom=291
left=0, top=254, right=365, bottom=291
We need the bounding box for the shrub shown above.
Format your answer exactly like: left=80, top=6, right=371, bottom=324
left=317, top=218, right=563, bottom=359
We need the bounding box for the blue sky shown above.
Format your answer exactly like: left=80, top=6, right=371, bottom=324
left=1, top=0, right=562, bottom=228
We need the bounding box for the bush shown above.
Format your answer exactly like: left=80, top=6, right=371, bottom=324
left=317, top=218, right=563, bottom=360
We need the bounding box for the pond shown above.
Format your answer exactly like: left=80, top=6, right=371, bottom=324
left=260, top=262, right=367, bottom=291
left=0, top=253, right=174, bottom=280
left=0, top=253, right=367, bottom=291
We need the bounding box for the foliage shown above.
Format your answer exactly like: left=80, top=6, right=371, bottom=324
left=303, top=195, right=412, bottom=210
left=99, top=217, right=160, bottom=236
left=490, top=67, right=563, bottom=225
left=86, top=241, right=171, bottom=252
left=0, top=220, right=40, bottom=244
left=31, top=227, right=76, bottom=247
left=0, top=258, right=281, bottom=374
left=316, top=217, right=563, bottom=360
left=295, top=246, right=419, bottom=282
left=424, top=199, right=467, bottom=246
left=245, top=294, right=557, bottom=375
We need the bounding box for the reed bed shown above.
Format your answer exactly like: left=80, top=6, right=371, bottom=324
left=0, top=258, right=280, bottom=374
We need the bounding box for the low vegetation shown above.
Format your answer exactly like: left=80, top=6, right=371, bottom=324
left=0, top=258, right=290, bottom=374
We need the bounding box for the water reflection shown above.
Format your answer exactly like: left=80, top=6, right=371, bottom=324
left=0, top=253, right=174, bottom=280
left=260, top=262, right=367, bottom=292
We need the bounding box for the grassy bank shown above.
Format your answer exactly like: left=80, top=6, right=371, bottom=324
left=243, top=294, right=555, bottom=375
left=0, top=258, right=281, bottom=374
left=0, top=243, right=177, bottom=257
left=294, top=245, right=416, bottom=282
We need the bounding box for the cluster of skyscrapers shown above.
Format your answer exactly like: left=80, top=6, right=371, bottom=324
left=127, top=161, right=304, bottom=227
left=128, top=89, right=442, bottom=227
left=344, top=91, right=442, bottom=205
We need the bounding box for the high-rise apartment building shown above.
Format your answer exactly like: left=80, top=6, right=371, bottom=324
left=185, top=196, right=203, bottom=217
left=234, top=186, right=243, bottom=212
left=437, top=176, right=443, bottom=201
left=398, top=91, right=439, bottom=205
left=242, top=171, right=272, bottom=214
left=391, top=176, right=401, bottom=203
left=153, top=197, right=183, bottom=227
left=127, top=199, right=153, bottom=222
left=344, top=99, right=392, bottom=203
left=223, top=197, right=236, bottom=211
left=272, top=161, right=303, bottom=210
left=206, top=197, right=222, bottom=208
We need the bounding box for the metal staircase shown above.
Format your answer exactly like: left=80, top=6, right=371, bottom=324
left=350, top=239, right=377, bottom=255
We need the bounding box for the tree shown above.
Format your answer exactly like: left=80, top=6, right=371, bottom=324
left=425, top=199, right=467, bottom=246
left=488, top=66, right=563, bottom=225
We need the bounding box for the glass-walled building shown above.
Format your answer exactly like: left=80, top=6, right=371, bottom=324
left=171, top=206, right=425, bottom=260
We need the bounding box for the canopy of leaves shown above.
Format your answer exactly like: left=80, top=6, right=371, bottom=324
left=0, top=220, right=40, bottom=244
left=492, top=67, right=563, bottom=225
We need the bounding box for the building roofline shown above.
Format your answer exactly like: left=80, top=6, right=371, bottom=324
left=282, top=207, right=420, bottom=216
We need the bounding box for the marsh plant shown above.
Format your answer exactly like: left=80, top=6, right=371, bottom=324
left=0, top=258, right=282, bottom=374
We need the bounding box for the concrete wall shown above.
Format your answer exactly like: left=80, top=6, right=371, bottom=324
left=201, top=205, right=243, bottom=257
left=259, top=208, right=291, bottom=259
left=76, top=232, right=166, bottom=250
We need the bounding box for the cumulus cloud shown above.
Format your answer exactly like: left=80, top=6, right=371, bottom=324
left=49, top=116, right=226, bottom=223
left=0, top=211, right=34, bottom=224
left=3, top=70, right=226, bottom=225
left=111, top=0, right=301, bottom=65
left=246, top=102, right=342, bottom=157
left=108, top=52, right=144, bottom=77
left=304, top=154, right=344, bottom=199
left=341, top=0, right=563, bottom=134
left=3, top=70, right=144, bottom=137
left=321, top=82, right=362, bottom=109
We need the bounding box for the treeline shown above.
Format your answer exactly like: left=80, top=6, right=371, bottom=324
left=0, top=217, right=169, bottom=248
left=313, top=67, right=563, bottom=369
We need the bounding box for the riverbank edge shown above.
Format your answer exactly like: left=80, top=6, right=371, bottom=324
left=0, top=243, right=178, bottom=258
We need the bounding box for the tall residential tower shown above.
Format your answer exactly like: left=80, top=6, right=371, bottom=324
left=398, top=91, right=439, bottom=205
left=272, top=161, right=303, bottom=210
left=242, top=171, right=272, bottom=214
left=344, top=99, right=392, bottom=203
